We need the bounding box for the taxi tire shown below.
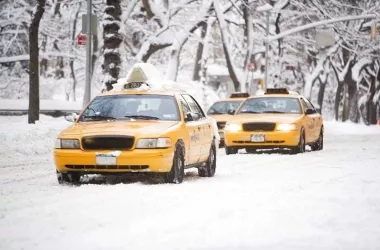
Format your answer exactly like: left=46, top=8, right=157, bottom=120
left=225, top=146, right=238, bottom=155
left=245, top=148, right=256, bottom=154
left=164, top=144, right=185, bottom=184
left=198, top=142, right=216, bottom=177
left=311, top=129, right=323, bottom=151
left=292, top=129, right=305, bottom=154
left=57, top=171, right=81, bottom=184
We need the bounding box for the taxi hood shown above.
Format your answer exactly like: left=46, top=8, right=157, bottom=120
left=59, top=120, right=179, bottom=138
left=208, top=114, right=235, bottom=122
left=231, top=113, right=303, bottom=124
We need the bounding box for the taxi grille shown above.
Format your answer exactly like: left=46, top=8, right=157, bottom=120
left=217, top=121, right=226, bottom=129
left=81, top=136, right=134, bottom=150
left=242, top=122, right=276, bottom=132
left=65, top=165, right=149, bottom=170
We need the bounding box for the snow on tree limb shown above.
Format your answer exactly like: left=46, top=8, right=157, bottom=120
left=269, top=14, right=377, bottom=42
left=304, top=42, right=340, bottom=98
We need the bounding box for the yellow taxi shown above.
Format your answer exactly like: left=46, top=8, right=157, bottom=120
left=223, top=88, right=323, bottom=154
left=207, top=93, right=250, bottom=146
left=54, top=65, right=218, bottom=184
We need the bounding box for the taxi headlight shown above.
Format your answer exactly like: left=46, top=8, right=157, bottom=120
left=56, top=139, right=80, bottom=149
left=224, top=123, right=242, bottom=132
left=136, top=138, right=172, bottom=149
left=276, top=123, right=297, bottom=131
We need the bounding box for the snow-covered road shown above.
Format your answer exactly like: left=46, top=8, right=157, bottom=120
left=1, top=116, right=380, bottom=250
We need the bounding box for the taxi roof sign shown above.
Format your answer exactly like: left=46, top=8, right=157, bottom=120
left=229, top=92, right=250, bottom=98
left=265, top=88, right=290, bottom=95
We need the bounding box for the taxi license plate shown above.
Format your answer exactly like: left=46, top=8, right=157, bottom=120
left=251, top=134, right=265, bottom=142
left=96, top=154, right=116, bottom=165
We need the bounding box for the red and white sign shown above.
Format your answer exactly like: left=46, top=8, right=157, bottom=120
left=247, top=62, right=255, bottom=71
left=77, top=34, right=87, bottom=46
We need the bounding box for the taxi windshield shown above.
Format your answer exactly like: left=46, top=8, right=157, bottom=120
left=79, top=94, right=180, bottom=122
left=237, top=97, right=302, bottom=114
left=207, top=101, right=242, bottom=115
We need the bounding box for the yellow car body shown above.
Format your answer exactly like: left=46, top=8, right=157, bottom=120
left=223, top=89, right=323, bottom=154
left=207, top=93, right=249, bottom=146
left=54, top=89, right=218, bottom=184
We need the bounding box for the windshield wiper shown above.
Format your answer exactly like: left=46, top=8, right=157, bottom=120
left=239, top=111, right=262, bottom=114
left=83, top=115, right=116, bottom=121
left=262, top=111, right=285, bottom=114
left=124, top=115, right=160, bottom=120
left=209, top=111, right=225, bottom=115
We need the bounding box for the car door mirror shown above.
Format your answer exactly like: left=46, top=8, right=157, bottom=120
left=228, top=109, right=235, bottom=115
left=65, top=112, right=78, bottom=122
left=305, top=108, right=314, bottom=115
left=185, top=112, right=194, bottom=122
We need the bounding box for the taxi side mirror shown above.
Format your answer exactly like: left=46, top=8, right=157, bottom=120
left=185, top=112, right=194, bottom=122
left=228, top=109, right=235, bottom=115
left=305, top=108, right=314, bottom=115
left=65, top=112, right=78, bottom=122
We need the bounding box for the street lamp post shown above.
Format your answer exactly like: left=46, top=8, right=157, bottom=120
left=256, top=3, right=272, bottom=90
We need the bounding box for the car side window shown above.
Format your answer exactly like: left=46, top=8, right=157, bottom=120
left=178, top=95, right=191, bottom=117
left=301, top=98, right=316, bottom=114
left=182, top=94, right=205, bottom=120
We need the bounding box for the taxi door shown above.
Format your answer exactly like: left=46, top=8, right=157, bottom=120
left=305, top=98, right=323, bottom=137
left=182, top=94, right=213, bottom=162
left=300, top=98, right=315, bottom=143
left=178, top=95, right=202, bottom=164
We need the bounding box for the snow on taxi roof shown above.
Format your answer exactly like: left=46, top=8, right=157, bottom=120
left=111, top=63, right=187, bottom=93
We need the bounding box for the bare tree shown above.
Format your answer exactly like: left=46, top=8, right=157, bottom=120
left=103, top=0, right=122, bottom=91
left=28, top=0, right=46, bottom=124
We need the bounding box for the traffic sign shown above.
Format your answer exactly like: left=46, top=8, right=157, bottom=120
left=247, top=62, right=256, bottom=71
left=77, top=34, right=87, bottom=46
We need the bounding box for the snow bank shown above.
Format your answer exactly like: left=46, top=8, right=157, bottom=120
left=325, top=121, right=380, bottom=135
left=0, top=115, right=71, bottom=164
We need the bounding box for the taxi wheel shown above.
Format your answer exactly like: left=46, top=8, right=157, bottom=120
left=198, top=142, right=216, bottom=177
left=57, top=171, right=81, bottom=184
left=312, top=129, right=324, bottom=151
left=292, top=129, right=305, bottom=154
left=245, top=148, right=256, bottom=154
left=164, top=145, right=185, bottom=184
left=225, top=146, right=238, bottom=155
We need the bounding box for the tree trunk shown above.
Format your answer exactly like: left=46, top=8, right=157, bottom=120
left=28, top=0, right=46, bottom=124
left=70, top=4, right=81, bottom=102
left=92, top=34, right=99, bottom=75
left=366, top=64, right=377, bottom=125
left=192, top=22, right=207, bottom=81
left=345, top=60, right=358, bottom=122
left=317, top=76, right=327, bottom=113
left=214, top=1, right=240, bottom=91
left=39, top=34, right=48, bottom=76
left=103, top=0, right=122, bottom=91
left=242, top=0, right=254, bottom=92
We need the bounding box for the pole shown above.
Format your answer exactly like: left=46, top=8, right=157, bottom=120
left=83, top=0, right=92, bottom=108
left=264, top=11, right=269, bottom=90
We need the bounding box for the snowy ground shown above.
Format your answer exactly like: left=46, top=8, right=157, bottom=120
left=1, top=115, right=380, bottom=250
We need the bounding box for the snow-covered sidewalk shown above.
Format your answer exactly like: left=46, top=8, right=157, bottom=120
left=0, top=116, right=380, bottom=250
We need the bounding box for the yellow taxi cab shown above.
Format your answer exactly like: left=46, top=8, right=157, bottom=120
left=223, top=88, right=323, bottom=154
left=54, top=64, right=218, bottom=184
left=207, top=93, right=250, bottom=146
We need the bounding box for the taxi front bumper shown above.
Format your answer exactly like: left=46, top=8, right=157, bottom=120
left=54, top=148, right=174, bottom=173
left=224, top=130, right=300, bottom=149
